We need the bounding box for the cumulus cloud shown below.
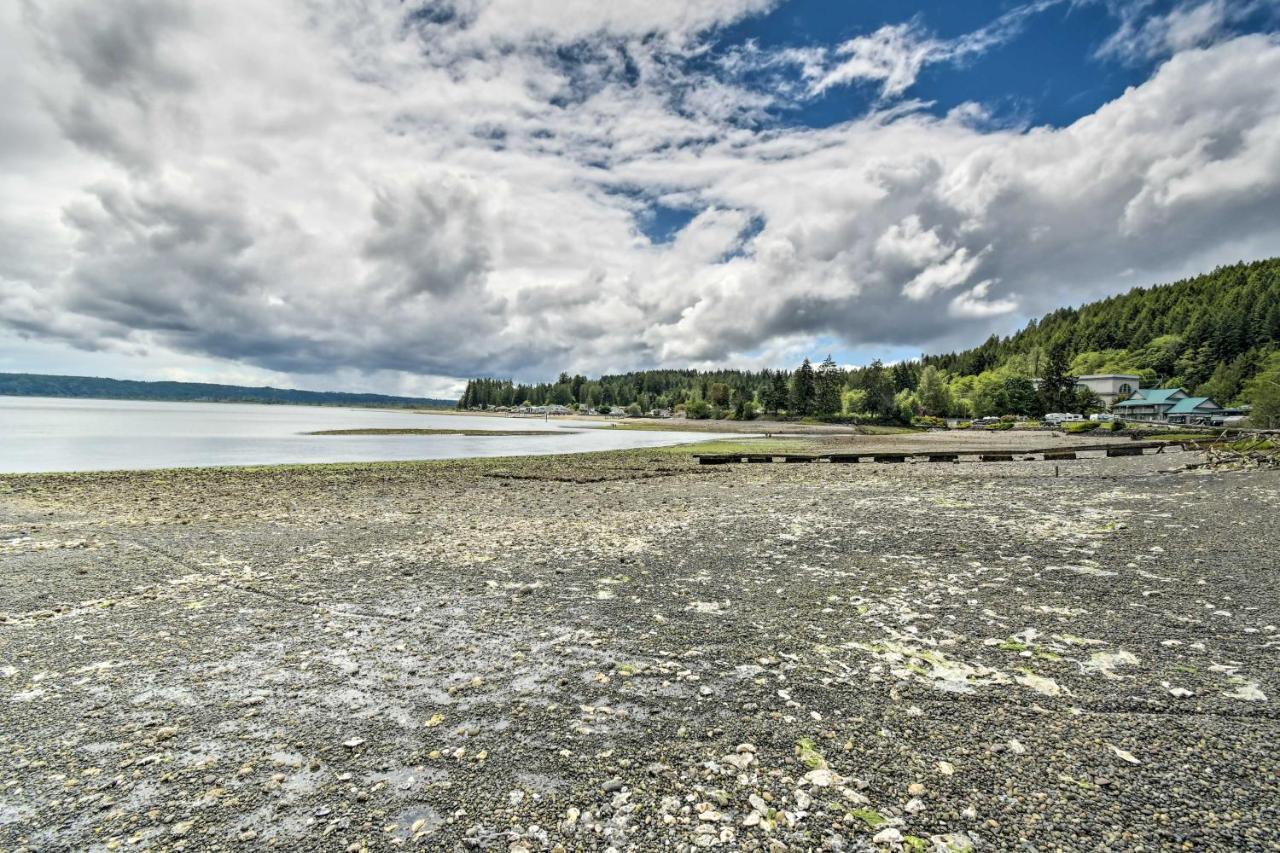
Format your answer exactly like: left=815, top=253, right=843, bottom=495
left=1, top=0, right=1279, bottom=391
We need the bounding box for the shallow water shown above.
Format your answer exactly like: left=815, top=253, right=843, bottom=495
left=0, top=397, right=730, bottom=473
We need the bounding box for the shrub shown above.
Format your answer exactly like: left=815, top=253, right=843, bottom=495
left=597, top=405, right=612, bottom=415
left=685, top=399, right=712, bottom=419
left=999, top=414, right=1017, bottom=422
left=952, top=421, right=972, bottom=430
left=625, top=403, right=643, bottom=417
left=1108, top=419, right=1125, bottom=431
left=913, top=415, right=947, bottom=429
left=984, top=421, right=1014, bottom=430
left=1063, top=421, right=1099, bottom=433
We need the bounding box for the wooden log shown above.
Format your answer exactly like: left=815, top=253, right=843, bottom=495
left=1043, top=451, right=1077, bottom=461
left=826, top=454, right=861, bottom=463
left=873, top=454, right=906, bottom=463
left=926, top=454, right=959, bottom=462
left=782, top=455, right=815, bottom=463
left=1106, top=445, right=1145, bottom=457
left=979, top=454, right=1013, bottom=462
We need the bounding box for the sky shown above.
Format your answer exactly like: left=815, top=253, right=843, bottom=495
left=1, top=0, right=1279, bottom=398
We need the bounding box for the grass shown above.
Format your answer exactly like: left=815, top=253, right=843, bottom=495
left=582, top=420, right=689, bottom=431
left=306, top=428, right=565, bottom=436
left=851, top=424, right=919, bottom=435
left=588, top=418, right=919, bottom=435
left=654, top=437, right=822, bottom=456
left=1227, top=438, right=1276, bottom=451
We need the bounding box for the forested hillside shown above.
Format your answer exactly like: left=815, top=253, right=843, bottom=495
left=0, top=373, right=454, bottom=409
left=459, top=258, right=1280, bottom=425
left=924, top=257, right=1280, bottom=405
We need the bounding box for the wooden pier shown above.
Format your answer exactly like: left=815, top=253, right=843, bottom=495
left=691, top=440, right=1192, bottom=466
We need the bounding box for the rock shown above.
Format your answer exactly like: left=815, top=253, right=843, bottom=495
left=803, top=768, right=843, bottom=788
left=342, top=737, right=365, bottom=749
left=872, top=827, right=902, bottom=845
left=1104, top=743, right=1141, bottom=765
left=602, top=778, right=624, bottom=793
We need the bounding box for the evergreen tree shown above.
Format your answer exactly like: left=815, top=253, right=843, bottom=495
left=1038, top=342, right=1077, bottom=413
left=815, top=355, right=843, bottom=416
left=765, top=371, right=789, bottom=413
left=891, top=361, right=919, bottom=392
left=790, top=359, right=816, bottom=416
left=862, top=360, right=897, bottom=420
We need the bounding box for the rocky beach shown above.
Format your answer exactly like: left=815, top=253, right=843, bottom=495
left=1, top=435, right=1276, bottom=851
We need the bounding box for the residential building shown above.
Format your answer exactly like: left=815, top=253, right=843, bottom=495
left=1031, top=373, right=1140, bottom=407
left=1074, top=374, right=1141, bottom=407
left=1112, top=388, right=1223, bottom=423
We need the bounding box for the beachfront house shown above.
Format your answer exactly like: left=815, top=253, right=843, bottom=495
left=1112, top=388, right=1223, bottom=423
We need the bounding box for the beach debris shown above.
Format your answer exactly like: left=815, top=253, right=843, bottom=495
left=1105, top=743, right=1141, bottom=765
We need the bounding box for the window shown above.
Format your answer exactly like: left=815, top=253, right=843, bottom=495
left=1119, top=383, right=1132, bottom=394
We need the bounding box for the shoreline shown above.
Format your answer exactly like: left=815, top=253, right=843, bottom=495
left=0, top=431, right=1147, bottom=479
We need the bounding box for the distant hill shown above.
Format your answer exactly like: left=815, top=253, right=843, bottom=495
left=456, top=257, right=1280, bottom=420
left=0, top=373, right=455, bottom=409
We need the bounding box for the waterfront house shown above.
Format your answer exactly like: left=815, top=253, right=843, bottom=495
left=1112, top=388, right=1223, bottom=423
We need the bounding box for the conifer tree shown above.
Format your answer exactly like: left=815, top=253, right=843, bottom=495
left=815, top=355, right=843, bottom=416
left=790, top=359, right=816, bottom=416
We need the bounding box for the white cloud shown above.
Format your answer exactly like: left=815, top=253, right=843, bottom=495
left=1, top=1, right=1279, bottom=392
left=808, top=1, right=1066, bottom=99
left=1096, top=0, right=1272, bottom=63
left=949, top=280, right=1017, bottom=318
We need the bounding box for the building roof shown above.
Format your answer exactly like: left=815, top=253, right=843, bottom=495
left=1114, top=387, right=1186, bottom=407
left=1167, top=396, right=1219, bottom=414
left=1077, top=374, right=1141, bottom=380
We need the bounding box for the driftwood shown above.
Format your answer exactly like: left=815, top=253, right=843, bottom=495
left=1183, top=431, right=1280, bottom=471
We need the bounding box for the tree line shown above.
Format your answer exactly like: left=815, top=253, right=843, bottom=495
left=0, top=373, right=454, bottom=408
left=459, top=258, right=1280, bottom=424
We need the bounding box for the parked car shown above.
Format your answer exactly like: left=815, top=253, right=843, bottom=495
left=1043, top=412, right=1084, bottom=426
left=1089, top=413, right=1116, bottom=422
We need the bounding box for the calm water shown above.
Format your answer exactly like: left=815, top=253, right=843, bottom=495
left=0, top=397, right=731, bottom=473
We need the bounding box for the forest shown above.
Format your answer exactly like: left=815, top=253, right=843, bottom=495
left=0, top=373, right=454, bottom=409
left=458, top=258, right=1280, bottom=425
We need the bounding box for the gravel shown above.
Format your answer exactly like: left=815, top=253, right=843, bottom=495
left=0, top=440, right=1276, bottom=851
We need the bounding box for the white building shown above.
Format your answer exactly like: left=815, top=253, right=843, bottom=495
left=1074, top=374, right=1141, bottom=407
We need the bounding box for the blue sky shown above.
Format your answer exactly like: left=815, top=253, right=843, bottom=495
left=2, top=0, right=1279, bottom=395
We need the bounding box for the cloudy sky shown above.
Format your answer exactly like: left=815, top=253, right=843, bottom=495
left=2, top=0, right=1279, bottom=398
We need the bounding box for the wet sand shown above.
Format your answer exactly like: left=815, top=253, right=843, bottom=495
left=1, top=436, right=1276, bottom=850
